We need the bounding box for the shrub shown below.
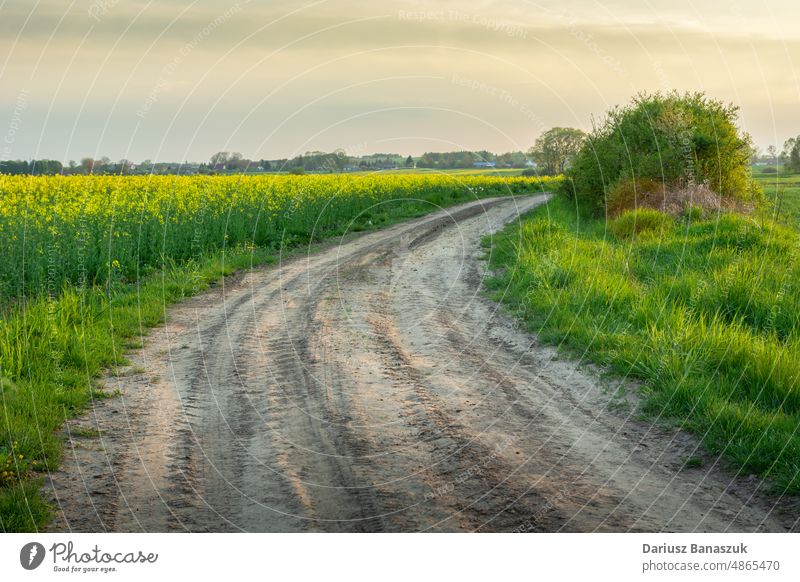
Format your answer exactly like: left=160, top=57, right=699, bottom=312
left=567, top=92, right=759, bottom=214
left=605, top=177, right=750, bottom=219
left=605, top=178, right=665, bottom=216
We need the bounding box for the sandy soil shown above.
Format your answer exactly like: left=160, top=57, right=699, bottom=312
left=44, top=195, right=799, bottom=532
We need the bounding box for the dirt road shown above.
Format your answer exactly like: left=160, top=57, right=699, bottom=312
left=46, top=195, right=797, bottom=532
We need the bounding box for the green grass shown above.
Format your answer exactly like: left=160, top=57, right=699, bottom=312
left=0, top=179, right=551, bottom=532
left=753, top=165, right=800, bottom=228
left=349, top=167, right=528, bottom=177
left=0, top=246, right=276, bottom=531
left=485, top=195, right=800, bottom=494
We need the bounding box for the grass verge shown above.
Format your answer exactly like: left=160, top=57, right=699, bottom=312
left=484, top=195, right=800, bottom=494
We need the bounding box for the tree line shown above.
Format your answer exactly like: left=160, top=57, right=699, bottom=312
left=5, top=126, right=796, bottom=177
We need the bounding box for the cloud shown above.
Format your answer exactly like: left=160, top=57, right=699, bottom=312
left=1, top=0, right=798, bottom=160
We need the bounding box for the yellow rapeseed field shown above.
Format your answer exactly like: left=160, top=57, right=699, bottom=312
left=0, top=174, right=559, bottom=297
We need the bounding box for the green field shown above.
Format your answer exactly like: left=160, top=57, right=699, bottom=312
left=753, top=165, right=800, bottom=228
left=348, top=167, right=528, bottom=177
left=485, top=195, right=800, bottom=493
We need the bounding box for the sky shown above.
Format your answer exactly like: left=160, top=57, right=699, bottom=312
left=1, top=0, right=798, bottom=163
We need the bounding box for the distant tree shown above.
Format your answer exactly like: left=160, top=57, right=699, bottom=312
left=528, top=127, right=587, bottom=175
left=767, top=145, right=778, bottom=164
left=226, top=152, right=245, bottom=171
left=749, top=142, right=761, bottom=164
left=210, top=152, right=230, bottom=170
left=416, top=153, right=437, bottom=168
left=0, top=159, right=63, bottom=174
left=509, top=151, right=528, bottom=167
left=32, top=160, right=63, bottom=175
left=0, top=160, right=29, bottom=174
left=80, top=158, right=96, bottom=174
left=783, top=137, right=800, bottom=172
left=405, top=155, right=414, bottom=167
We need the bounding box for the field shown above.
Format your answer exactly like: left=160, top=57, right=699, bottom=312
left=0, top=173, right=558, bottom=531
left=485, top=195, right=800, bottom=493
left=753, top=165, right=800, bottom=228
left=348, top=168, right=529, bottom=177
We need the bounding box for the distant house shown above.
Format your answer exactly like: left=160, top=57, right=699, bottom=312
left=525, top=160, right=536, bottom=167
left=473, top=161, right=497, bottom=168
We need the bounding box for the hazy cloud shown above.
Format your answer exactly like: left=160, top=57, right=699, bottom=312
left=1, top=0, right=798, bottom=161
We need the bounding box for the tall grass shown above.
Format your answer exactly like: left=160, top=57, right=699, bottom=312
left=486, top=196, right=800, bottom=493
left=753, top=165, right=800, bottom=229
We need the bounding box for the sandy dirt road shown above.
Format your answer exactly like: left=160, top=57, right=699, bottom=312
left=46, top=195, right=798, bottom=532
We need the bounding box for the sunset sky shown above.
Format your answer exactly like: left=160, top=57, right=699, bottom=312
left=2, top=0, right=798, bottom=162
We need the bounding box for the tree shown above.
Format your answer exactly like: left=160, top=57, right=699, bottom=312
left=210, top=152, right=230, bottom=170
left=416, top=153, right=437, bottom=168
left=227, top=152, right=245, bottom=171
left=783, top=137, right=800, bottom=172
left=767, top=145, right=778, bottom=163
left=527, top=127, right=587, bottom=175
left=34, top=160, right=63, bottom=175
left=509, top=151, right=528, bottom=167
left=496, top=152, right=514, bottom=167
left=80, top=158, right=96, bottom=174
left=748, top=141, right=760, bottom=164
left=566, top=92, right=757, bottom=213
left=405, top=155, right=414, bottom=167
left=0, top=160, right=29, bottom=174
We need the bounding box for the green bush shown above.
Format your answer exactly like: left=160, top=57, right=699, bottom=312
left=605, top=178, right=664, bottom=216
left=567, top=92, right=758, bottom=214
